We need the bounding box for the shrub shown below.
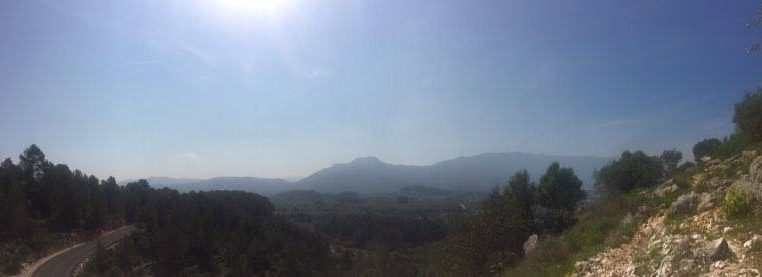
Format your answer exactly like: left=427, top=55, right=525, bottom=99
left=534, top=207, right=578, bottom=234
left=694, top=182, right=710, bottom=194
left=538, top=162, right=585, bottom=214
left=673, top=172, right=691, bottom=190
left=678, top=161, right=696, bottom=170
left=659, top=149, right=682, bottom=177
left=693, top=138, right=721, bottom=162
left=595, top=151, right=664, bottom=195
left=714, top=134, right=753, bottom=161
left=3, top=261, right=21, bottom=275
left=734, top=89, right=762, bottom=142
left=722, top=188, right=756, bottom=219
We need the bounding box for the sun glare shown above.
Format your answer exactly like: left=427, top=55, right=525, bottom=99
left=216, top=0, right=288, bottom=17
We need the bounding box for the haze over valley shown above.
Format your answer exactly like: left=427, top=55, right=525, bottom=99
left=1, top=1, right=760, bottom=276
left=125, top=152, right=611, bottom=195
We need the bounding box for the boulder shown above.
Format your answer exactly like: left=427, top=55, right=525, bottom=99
left=730, top=179, right=761, bottom=202
left=744, top=235, right=762, bottom=251
left=679, top=258, right=695, bottom=271
left=751, top=156, right=762, bottom=184
left=655, top=184, right=677, bottom=197
left=574, top=261, right=587, bottom=271
left=668, top=193, right=699, bottom=217
left=523, top=234, right=538, bottom=256
left=707, top=238, right=735, bottom=262
left=709, top=177, right=721, bottom=189
left=711, top=260, right=727, bottom=270
left=709, top=178, right=735, bottom=189
left=748, top=156, right=762, bottom=200
left=697, top=193, right=714, bottom=211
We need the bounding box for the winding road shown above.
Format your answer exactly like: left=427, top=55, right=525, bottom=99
left=30, top=226, right=135, bottom=277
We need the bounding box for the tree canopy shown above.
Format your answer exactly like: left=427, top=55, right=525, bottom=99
left=692, top=138, right=722, bottom=161
left=733, top=89, right=762, bottom=141
left=596, top=151, right=664, bottom=194
left=538, top=162, right=585, bottom=213
left=0, top=144, right=329, bottom=275
left=660, top=149, right=683, bottom=176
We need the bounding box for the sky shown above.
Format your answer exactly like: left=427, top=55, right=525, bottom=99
left=1, top=0, right=761, bottom=181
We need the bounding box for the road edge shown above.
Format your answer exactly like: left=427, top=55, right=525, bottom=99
left=15, top=226, right=133, bottom=277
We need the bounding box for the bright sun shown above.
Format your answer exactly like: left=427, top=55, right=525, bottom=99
left=216, top=0, right=289, bottom=16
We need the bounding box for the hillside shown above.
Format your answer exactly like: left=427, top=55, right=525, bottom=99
left=501, top=148, right=762, bottom=276
left=296, top=153, right=611, bottom=194
left=571, top=151, right=762, bottom=276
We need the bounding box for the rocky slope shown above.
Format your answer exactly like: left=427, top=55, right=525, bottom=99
left=574, top=151, right=762, bottom=276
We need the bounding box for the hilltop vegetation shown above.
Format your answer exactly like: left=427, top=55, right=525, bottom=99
left=509, top=89, right=762, bottom=276
left=85, top=190, right=329, bottom=276
left=0, top=146, right=328, bottom=276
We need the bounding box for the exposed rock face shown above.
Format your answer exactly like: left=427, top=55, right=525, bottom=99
left=707, top=238, right=736, bottom=262
left=730, top=178, right=761, bottom=203
left=655, top=183, right=677, bottom=197
left=697, top=193, right=714, bottom=211
left=748, top=156, right=762, bottom=202
left=574, top=215, right=666, bottom=277
left=523, top=234, right=538, bottom=256
left=708, top=177, right=735, bottom=190
left=572, top=151, right=762, bottom=277
left=679, top=259, right=694, bottom=271
left=668, top=193, right=700, bottom=217
left=744, top=235, right=762, bottom=251
left=751, top=156, right=762, bottom=184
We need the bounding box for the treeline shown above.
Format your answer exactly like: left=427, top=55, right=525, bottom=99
left=316, top=214, right=448, bottom=250
left=439, top=162, right=586, bottom=275
left=691, top=89, right=762, bottom=162
left=86, top=190, right=329, bottom=276
left=0, top=145, right=329, bottom=275
left=0, top=145, right=126, bottom=274
left=503, top=89, right=762, bottom=275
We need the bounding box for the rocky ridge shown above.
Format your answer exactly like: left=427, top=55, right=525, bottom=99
left=574, top=151, right=762, bottom=276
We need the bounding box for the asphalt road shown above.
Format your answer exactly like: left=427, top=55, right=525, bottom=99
left=31, top=226, right=135, bottom=277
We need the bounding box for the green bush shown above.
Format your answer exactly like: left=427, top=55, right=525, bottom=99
left=734, top=89, right=762, bottom=142
left=722, top=188, right=756, bottom=219
left=714, top=134, right=753, bottom=161
left=659, top=149, right=682, bottom=177
left=505, top=190, right=647, bottom=276
left=595, top=151, right=664, bottom=195
left=693, top=138, right=721, bottom=162
left=694, top=182, right=710, bottom=194
left=673, top=172, right=691, bottom=190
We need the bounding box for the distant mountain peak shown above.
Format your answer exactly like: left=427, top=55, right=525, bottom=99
left=349, top=156, right=384, bottom=165
left=298, top=152, right=612, bottom=194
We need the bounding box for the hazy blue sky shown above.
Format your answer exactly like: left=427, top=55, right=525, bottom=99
left=1, top=0, right=761, bottom=180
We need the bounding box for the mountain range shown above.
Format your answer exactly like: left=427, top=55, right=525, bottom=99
left=122, top=152, right=613, bottom=195
left=120, top=176, right=292, bottom=195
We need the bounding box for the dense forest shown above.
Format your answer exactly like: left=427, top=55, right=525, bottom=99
left=0, top=147, right=328, bottom=275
